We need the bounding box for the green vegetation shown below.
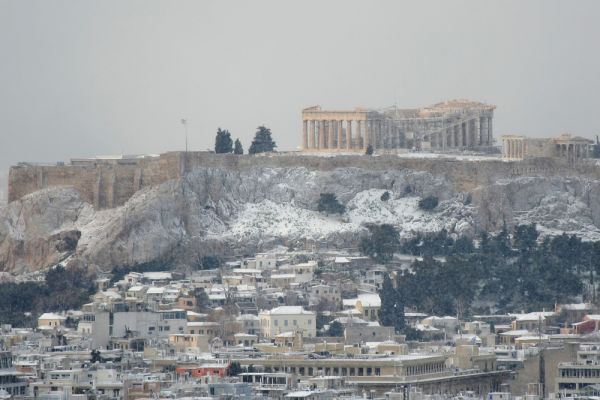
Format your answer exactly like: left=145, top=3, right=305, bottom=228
left=227, top=361, right=243, bottom=376
left=195, top=255, right=220, bottom=270
left=365, top=144, right=374, bottom=155
left=214, top=128, right=234, bottom=154
left=317, top=193, right=345, bottom=215
left=379, top=273, right=405, bottom=332
left=234, top=138, right=244, bottom=154
left=418, top=195, right=438, bottom=210
left=327, top=320, right=344, bottom=337
left=360, top=222, right=600, bottom=316
left=248, top=126, right=277, bottom=154
left=380, top=191, right=390, bottom=202
left=397, top=224, right=592, bottom=316
left=0, top=265, right=96, bottom=327
left=359, top=224, right=400, bottom=262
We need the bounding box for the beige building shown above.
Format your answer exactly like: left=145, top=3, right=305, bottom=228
left=502, top=133, right=593, bottom=162
left=301, top=99, right=495, bottom=152
left=259, top=306, right=316, bottom=338
left=37, top=313, right=66, bottom=330
left=168, top=333, right=210, bottom=352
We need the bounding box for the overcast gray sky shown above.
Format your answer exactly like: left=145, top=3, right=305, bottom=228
left=1, top=0, right=600, bottom=171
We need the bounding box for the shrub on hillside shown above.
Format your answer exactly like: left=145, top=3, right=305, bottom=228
left=418, top=195, right=438, bottom=210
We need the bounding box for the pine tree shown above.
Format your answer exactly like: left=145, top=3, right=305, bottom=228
left=214, top=128, right=233, bottom=153
left=248, top=126, right=277, bottom=154
left=234, top=139, right=243, bottom=154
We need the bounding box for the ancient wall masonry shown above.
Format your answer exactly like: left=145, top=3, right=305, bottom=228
left=8, top=151, right=600, bottom=209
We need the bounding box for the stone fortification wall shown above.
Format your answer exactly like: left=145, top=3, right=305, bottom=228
left=8, top=151, right=599, bottom=208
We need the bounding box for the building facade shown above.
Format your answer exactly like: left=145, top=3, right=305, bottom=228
left=259, top=306, right=316, bottom=338
left=301, top=99, right=495, bottom=152
left=501, top=133, right=593, bottom=162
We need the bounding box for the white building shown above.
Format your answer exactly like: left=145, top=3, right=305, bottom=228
left=244, top=253, right=277, bottom=270
left=259, top=306, right=316, bottom=338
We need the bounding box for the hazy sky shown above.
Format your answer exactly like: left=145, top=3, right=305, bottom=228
left=1, top=0, right=600, bottom=171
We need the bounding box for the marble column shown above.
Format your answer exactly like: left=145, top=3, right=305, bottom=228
left=373, top=120, right=379, bottom=149
left=472, top=118, right=480, bottom=146
left=464, top=122, right=470, bottom=148
left=456, top=125, right=462, bottom=147
left=487, top=117, right=493, bottom=145
left=481, top=118, right=489, bottom=146
left=328, top=120, right=335, bottom=149
left=364, top=120, right=370, bottom=149
left=302, top=120, right=308, bottom=150
left=356, top=120, right=362, bottom=149
left=319, top=120, right=326, bottom=149
left=308, top=120, right=315, bottom=149
left=337, top=121, right=343, bottom=150
left=346, top=120, right=352, bottom=150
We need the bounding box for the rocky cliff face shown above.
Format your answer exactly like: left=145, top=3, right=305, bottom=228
left=2, top=165, right=600, bottom=273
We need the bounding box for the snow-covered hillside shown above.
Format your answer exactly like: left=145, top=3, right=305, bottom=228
left=3, top=166, right=600, bottom=273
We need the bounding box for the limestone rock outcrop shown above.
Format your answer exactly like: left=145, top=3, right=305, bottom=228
left=2, top=166, right=600, bottom=273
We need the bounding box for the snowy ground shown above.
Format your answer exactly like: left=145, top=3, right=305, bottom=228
left=293, top=150, right=502, bottom=162
left=222, top=189, right=476, bottom=242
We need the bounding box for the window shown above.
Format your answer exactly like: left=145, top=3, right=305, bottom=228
left=293, top=320, right=297, bottom=326
left=274, top=320, right=279, bottom=326
left=308, top=320, right=312, bottom=325
left=284, top=320, right=288, bottom=326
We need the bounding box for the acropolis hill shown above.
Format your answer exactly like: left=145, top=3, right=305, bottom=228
left=3, top=101, right=600, bottom=272
left=8, top=151, right=600, bottom=210
left=8, top=100, right=595, bottom=210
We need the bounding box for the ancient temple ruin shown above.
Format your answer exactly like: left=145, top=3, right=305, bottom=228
left=501, top=133, right=593, bottom=163
left=301, top=99, right=495, bottom=152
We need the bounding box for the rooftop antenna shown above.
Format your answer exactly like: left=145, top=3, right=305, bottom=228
left=181, top=118, right=188, bottom=152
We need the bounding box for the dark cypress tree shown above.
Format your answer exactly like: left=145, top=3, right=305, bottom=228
left=379, top=274, right=396, bottom=327
left=234, top=138, right=244, bottom=154
left=248, top=126, right=277, bottom=154
left=214, top=128, right=233, bottom=153
left=379, top=274, right=405, bottom=332
left=365, top=144, right=374, bottom=155
left=328, top=321, right=344, bottom=337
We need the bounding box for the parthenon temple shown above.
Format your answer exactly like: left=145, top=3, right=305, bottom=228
left=501, top=133, right=593, bottom=163
left=301, top=99, right=495, bottom=152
